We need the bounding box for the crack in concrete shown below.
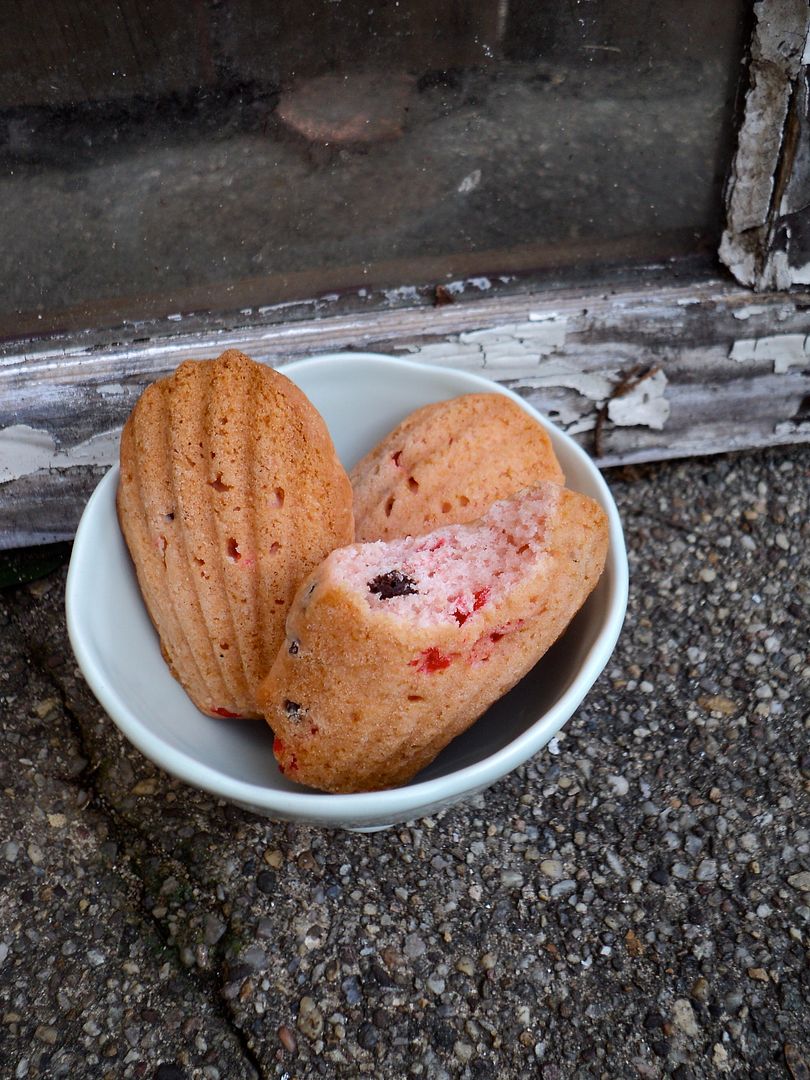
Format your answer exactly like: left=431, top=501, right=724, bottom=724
left=22, top=615, right=266, bottom=1080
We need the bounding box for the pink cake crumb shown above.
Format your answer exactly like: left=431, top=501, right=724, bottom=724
left=329, top=487, right=559, bottom=628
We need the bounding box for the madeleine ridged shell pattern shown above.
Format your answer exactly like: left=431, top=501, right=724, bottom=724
left=116, top=350, right=354, bottom=719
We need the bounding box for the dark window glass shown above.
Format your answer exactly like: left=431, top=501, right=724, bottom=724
left=0, top=1, right=749, bottom=337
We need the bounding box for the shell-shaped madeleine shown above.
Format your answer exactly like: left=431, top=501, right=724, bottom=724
left=258, top=484, right=608, bottom=793
left=116, top=350, right=354, bottom=719
left=350, top=393, right=564, bottom=542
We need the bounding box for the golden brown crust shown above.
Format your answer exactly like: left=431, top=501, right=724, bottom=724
left=258, top=484, right=608, bottom=792
left=350, top=393, right=565, bottom=542
left=117, top=350, right=354, bottom=719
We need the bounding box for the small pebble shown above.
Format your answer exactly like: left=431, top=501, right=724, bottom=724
left=278, top=1024, right=297, bottom=1053
left=404, top=934, right=426, bottom=959
left=454, top=1041, right=474, bottom=1064
left=671, top=998, right=699, bottom=1037
left=696, top=859, right=718, bottom=881
left=297, top=996, right=324, bottom=1040
left=501, top=870, right=523, bottom=888
left=607, top=775, right=629, bottom=797
left=130, top=778, right=158, bottom=796
left=550, top=880, right=577, bottom=899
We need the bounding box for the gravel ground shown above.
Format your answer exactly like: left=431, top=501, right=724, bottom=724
left=1, top=444, right=808, bottom=1080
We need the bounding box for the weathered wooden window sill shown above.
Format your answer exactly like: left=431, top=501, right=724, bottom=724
left=2, top=267, right=808, bottom=548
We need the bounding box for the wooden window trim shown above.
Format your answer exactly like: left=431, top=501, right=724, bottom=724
left=1, top=0, right=809, bottom=548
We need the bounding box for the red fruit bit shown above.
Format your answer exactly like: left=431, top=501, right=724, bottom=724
left=473, top=587, right=490, bottom=611
left=490, top=631, right=504, bottom=643
left=273, top=737, right=285, bottom=755
left=409, top=647, right=453, bottom=673
left=212, top=706, right=243, bottom=718
left=310, top=725, right=319, bottom=736
left=288, top=754, right=299, bottom=772
left=453, top=608, right=469, bottom=626
left=430, top=538, right=445, bottom=552
left=392, top=450, right=403, bottom=467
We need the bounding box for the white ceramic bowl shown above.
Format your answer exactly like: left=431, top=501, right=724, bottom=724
left=66, top=352, right=628, bottom=829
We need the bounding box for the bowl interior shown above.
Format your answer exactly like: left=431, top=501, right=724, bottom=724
left=67, top=353, right=625, bottom=819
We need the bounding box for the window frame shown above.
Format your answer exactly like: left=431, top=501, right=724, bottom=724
left=1, top=0, right=809, bottom=548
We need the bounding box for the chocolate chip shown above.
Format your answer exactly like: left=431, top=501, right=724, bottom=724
left=288, top=640, right=299, bottom=655
left=284, top=700, right=305, bottom=721
left=368, top=570, right=418, bottom=599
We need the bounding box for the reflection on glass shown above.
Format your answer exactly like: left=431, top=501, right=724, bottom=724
left=0, top=1, right=749, bottom=334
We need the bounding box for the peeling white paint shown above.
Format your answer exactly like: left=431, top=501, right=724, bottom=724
left=257, top=299, right=314, bottom=316
left=607, top=369, right=670, bottom=431
left=63, top=429, right=121, bottom=468
left=459, top=318, right=568, bottom=354
left=730, top=334, right=809, bottom=373
left=565, top=414, right=598, bottom=436
left=97, top=382, right=127, bottom=398
left=534, top=399, right=593, bottom=430
left=442, top=280, right=467, bottom=296
left=733, top=304, right=772, bottom=320
left=383, top=285, right=420, bottom=305
left=401, top=341, right=486, bottom=368
left=719, top=230, right=758, bottom=289
left=405, top=316, right=569, bottom=372
left=0, top=424, right=120, bottom=483
left=471, top=341, right=547, bottom=368
left=0, top=425, right=57, bottom=483
left=771, top=249, right=810, bottom=288
left=775, top=419, right=810, bottom=436
left=516, top=359, right=613, bottom=402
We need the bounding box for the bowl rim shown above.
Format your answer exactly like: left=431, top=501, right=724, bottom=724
left=66, top=351, right=628, bottom=824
